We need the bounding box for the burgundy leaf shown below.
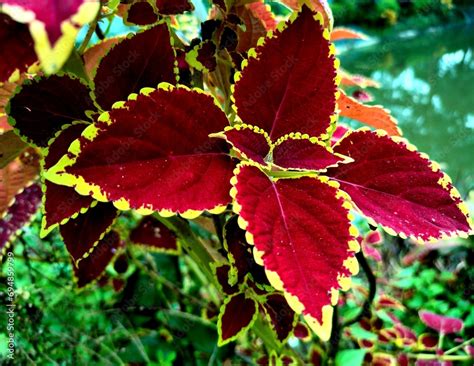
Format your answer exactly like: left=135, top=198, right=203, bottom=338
left=272, top=136, right=351, bottom=171
left=211, top=125, right=271, bottom=166
left=42, top=124, right=94, bottom=233
left=418, top=333, right=438, bottom=350
left=233, top=5, right=338, bottom=141
left=186, top=40, right=217, bottom=72
left=294, top=322, right=310, bottom=340
left=327, top=129, right=472, bottom=241
left=218, top=292, right=258, bottom=345
left=73, top=230, right=123, bottom=288
left=232, top=164, right=359, bottom=340
left=213, top=263, right=239, bottom=295
left=60, top=203, right=118, bottom=264
left=7, top=75, right=94, bottom=147
left=154, top=0, right=193, bottom=14
left=0, top=13, right=36, bottom=83
left=125, top=0, right=158, bottom=25
left=130, top=216, right=179, bottom=254
left=0, top=183, right=41, bottom=258
left=47, top=85, right=234, bottom=217
left=264, top=293, right=297, bottom=342
left=93, top=24, right=177, bottom=110
left=223, top=215, right=253, bottom=285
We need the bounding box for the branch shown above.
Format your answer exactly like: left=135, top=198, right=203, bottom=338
left=342, top=251, right=377, bottom=328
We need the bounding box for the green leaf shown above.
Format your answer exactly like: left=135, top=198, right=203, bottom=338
left=335, top=349, right=367, bottom=366
left=349, top=324, right=377, bottom=341
left=0, top=130, right=28, bottom=168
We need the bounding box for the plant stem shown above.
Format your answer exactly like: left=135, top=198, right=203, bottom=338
left=328, top=305, right=340, bottom=361
left=152, top=214, right=217, bottom=286
left=78, top=9, right=101, bottom=54
left=212, top=215, right=224, bottom=246
left=407, top=353, right=471, bottom=361
left=342, top=251, right=376, bottom=328
left=444, top=337, right=473, bottom=355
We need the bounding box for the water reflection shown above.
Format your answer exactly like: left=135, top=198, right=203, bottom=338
left=340, top=25, right=474, bottom=195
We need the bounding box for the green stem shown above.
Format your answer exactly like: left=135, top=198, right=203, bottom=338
left=152, top=214, right=216, bottom=286
left=77, top=10, right=100, bottom=54
left=444, top=337, right=473, bottom=355
left=267, top=170, right=317, bottom=179
left=407, top=353, right=471, bottom=361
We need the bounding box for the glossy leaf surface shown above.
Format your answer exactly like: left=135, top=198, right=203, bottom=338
left=233, top=5, right=338, bottom=141
left=328, top=130, right=472, bottom=241
left=93, top=24, right=177, bottom=111
left=232, top=164, right=358, bottom=339
left=60, top=203, right=118, bottom=264
left=7, top=75, right=94, bottom=147
left=48, top=85, right=234, bottom=217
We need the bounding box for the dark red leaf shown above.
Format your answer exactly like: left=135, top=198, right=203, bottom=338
left=186, top=40, right=217, bottom=72
left=0, top=183, right=41, bottom=259
left=48, top=85, right=234, bottom=218
left=130, top=216, right=179, bottom=254
left=73, top=230, right=123, bottom=288
left=42, top=123, right=94, bottom=233
left=272, top=136, right=351, bottom=171
left=125, top=1, right=159, bottom=25
left=213, top=263, right=239, bottom=295
left=264, top=293, right=297, bottom=342
left=418, top=333, right=438, bottom=350
left=294, top=322, right=310, bottom=340
left=223, top=215, right=253, bottom=285
left=93, top=24, right=177, bottom=111
left=42, top=182, right=94, bottom=234
left=419, top=311, right=464, bottom=334
left=83, top=37, right=122, bottom=79
left=218, top=292, right=258, bottom=345
left=0, top=13, right=36, bottom=83
left=60, top=203, right=118, bottom=264
left=232, top=164, right=359, bottom=340
left=281, top=0, right=333, bottom=29
left=233, top=5, right=338, bottom=141
left=6, top=75, right=94, bottom=147
left=211, top=125, right=271, bottom=166
left=327, top=129, right=472, bottom=241
left=154, top=0, right=193, bottom=14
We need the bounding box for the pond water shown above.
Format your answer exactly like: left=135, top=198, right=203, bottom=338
left=339, top=24, right=474, bottom=195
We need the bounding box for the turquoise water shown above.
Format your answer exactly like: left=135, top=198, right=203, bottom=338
left=340, top=25, right=474, bottom=195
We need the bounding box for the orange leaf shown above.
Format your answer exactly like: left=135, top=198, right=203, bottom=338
left=338, top=90, right=401, bottom=136
left=0, top=157, right=39, bottom=214
left=339, top=69, right=380, bottom=89
left=331, top=27, right=367, bottom=41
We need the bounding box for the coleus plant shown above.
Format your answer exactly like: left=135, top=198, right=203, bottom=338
left=0, top=0, right=472, bottom=358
